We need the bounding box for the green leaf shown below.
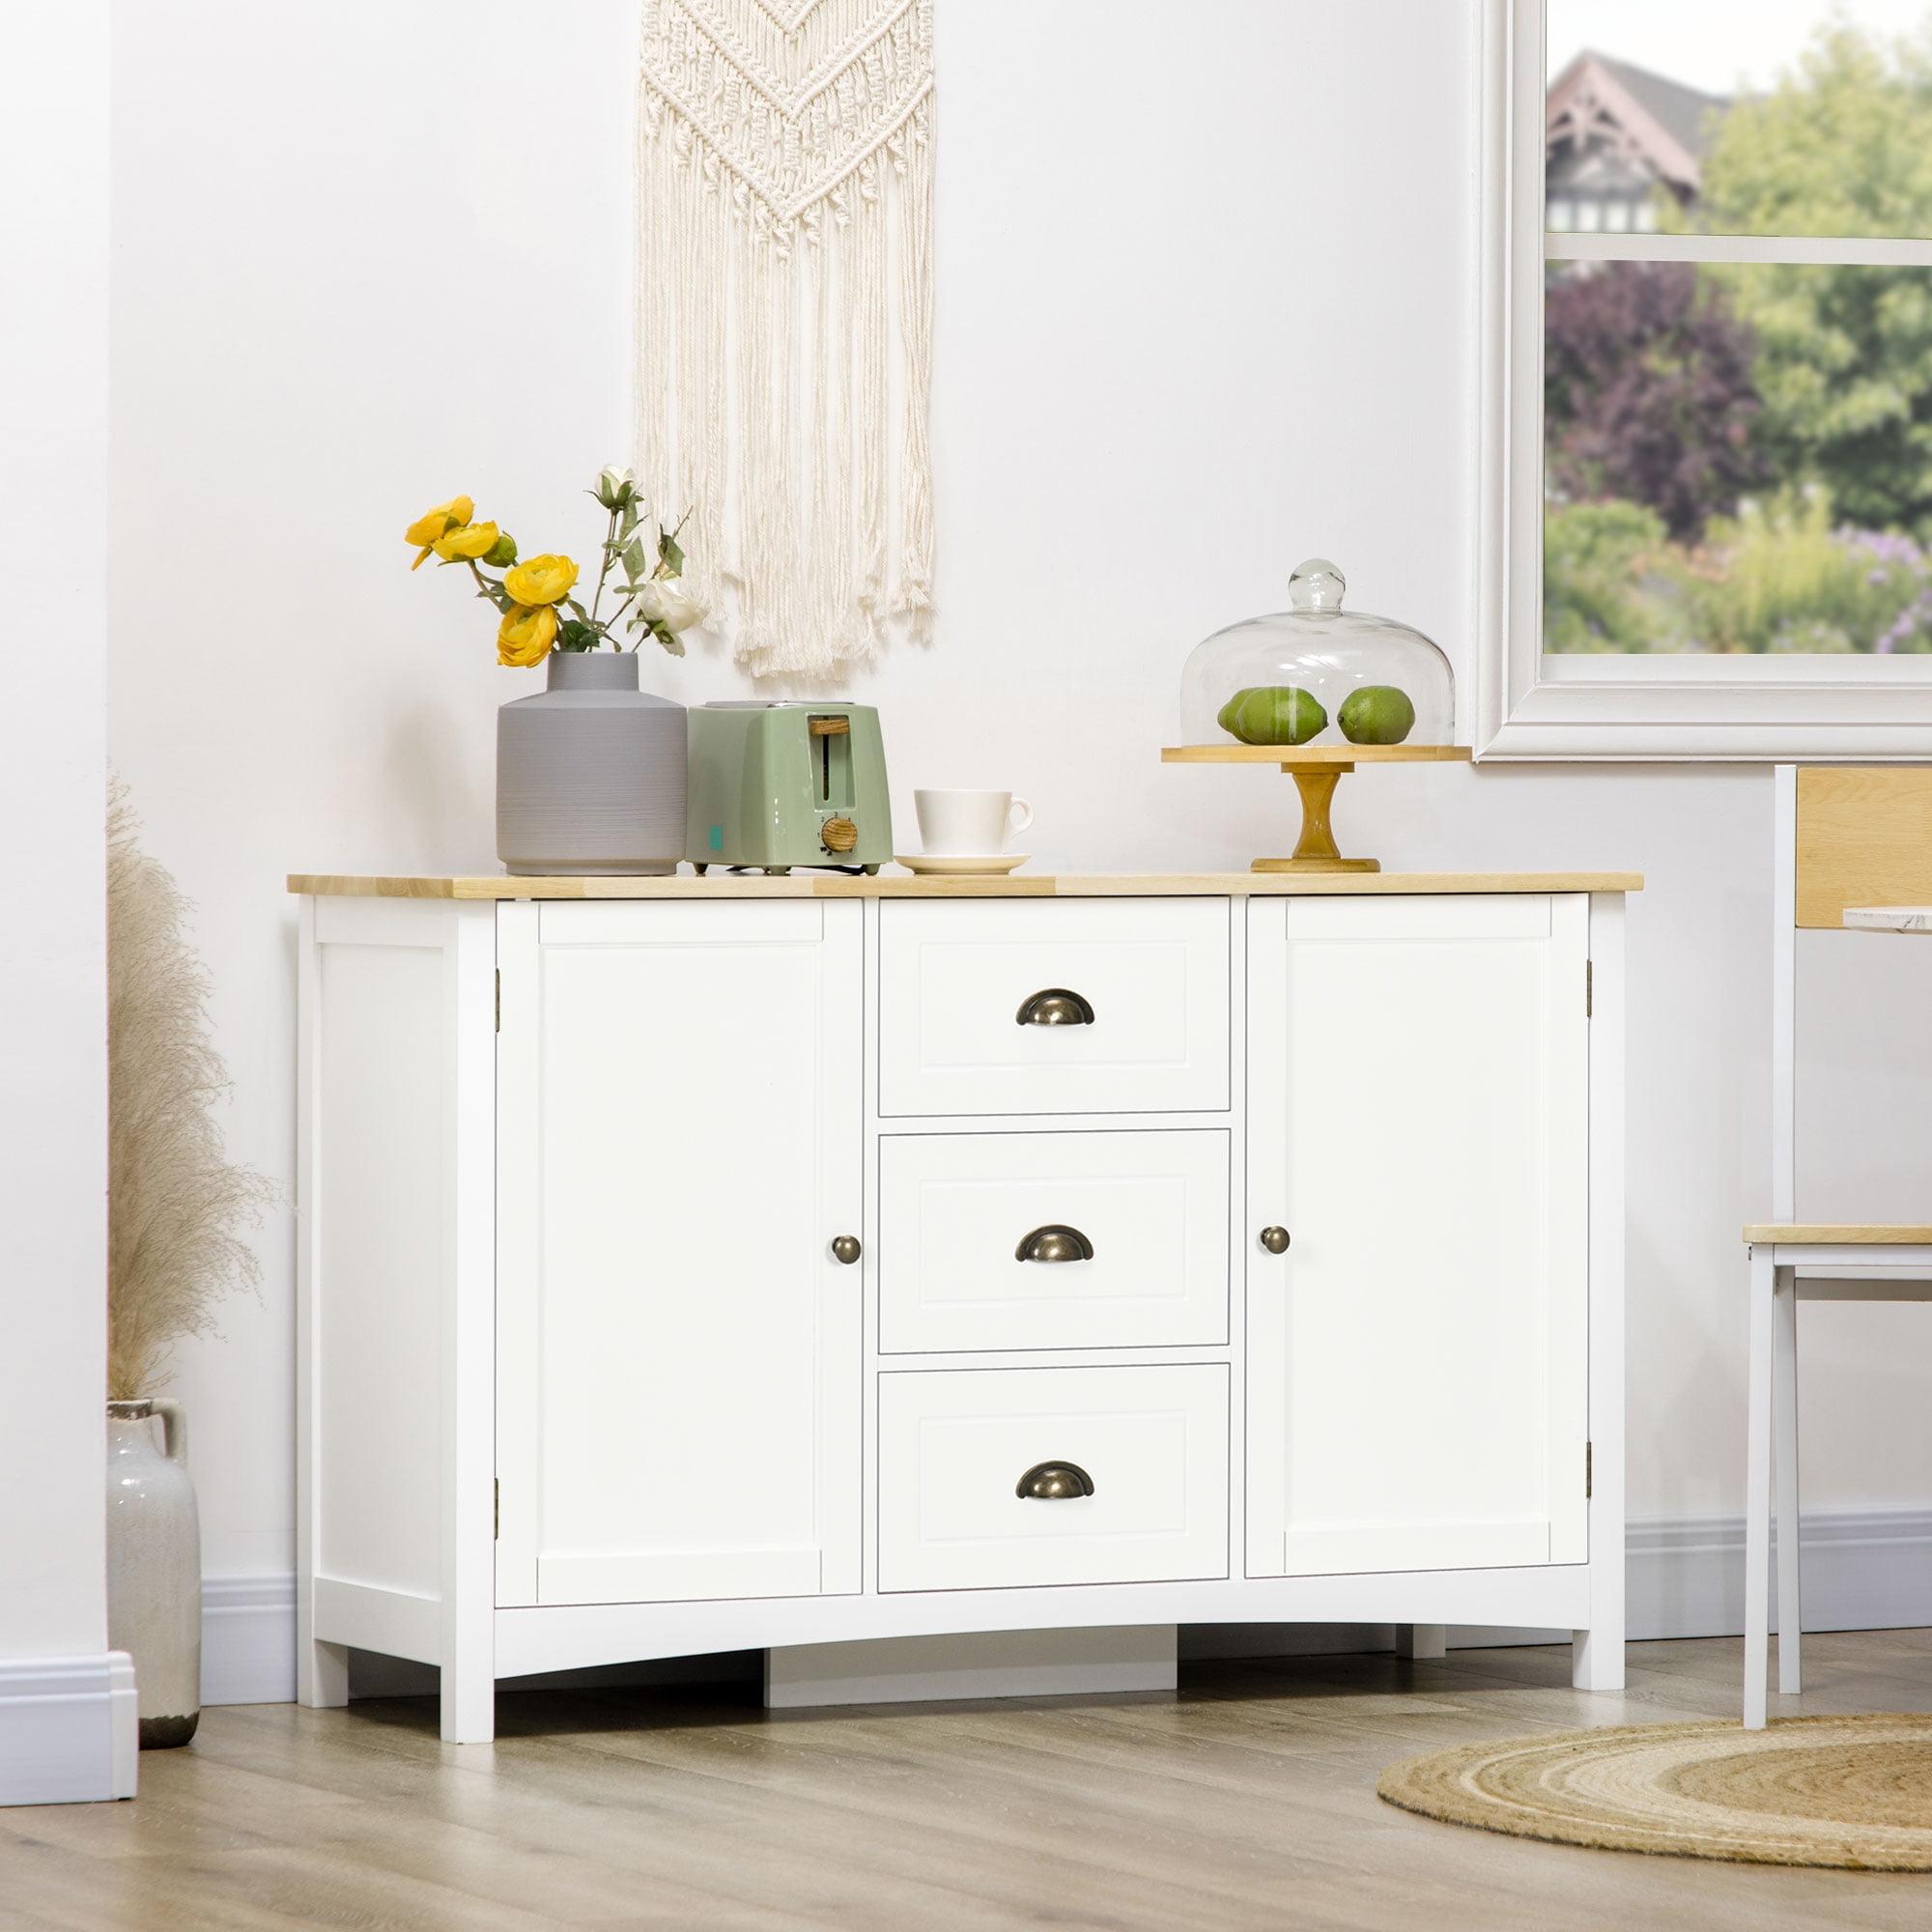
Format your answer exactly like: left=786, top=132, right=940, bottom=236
left=621, top=537, right=649, bottom=582
left=658, top=525, right=686, bottom=577
left=620, top=499, right=642, bottom=539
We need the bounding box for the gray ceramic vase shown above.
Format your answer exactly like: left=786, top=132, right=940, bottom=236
left=497, top=651, right=686, bottom=875
left=106, top=1400, right=201, bottom=1748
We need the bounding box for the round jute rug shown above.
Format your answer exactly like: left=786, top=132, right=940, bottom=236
left=1377, top=1716, right=1932, bottom=1870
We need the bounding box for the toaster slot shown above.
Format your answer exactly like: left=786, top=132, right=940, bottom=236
left=810, top=715, right=854, bottom=808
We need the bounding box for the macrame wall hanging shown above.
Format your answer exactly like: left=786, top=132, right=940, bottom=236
left=637, top=0, right=934, bottom=679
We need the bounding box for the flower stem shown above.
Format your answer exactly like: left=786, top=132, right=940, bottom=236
left=465, top=558, right=503, bottom=609
left=587, top=504, right=619, bottom=634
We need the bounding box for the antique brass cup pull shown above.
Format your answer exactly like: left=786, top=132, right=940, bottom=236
left=1014, top=988, right=1095, bottom=1027
left=1015, top=1224, right=1095, bottom=1264
left=1015, top=1461, right=1095, bottom=1500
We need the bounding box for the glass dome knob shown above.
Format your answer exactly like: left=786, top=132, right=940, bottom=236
left=1287, top=558, right=1347, bottom=613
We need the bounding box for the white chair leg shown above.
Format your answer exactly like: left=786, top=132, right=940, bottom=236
left=1774, top=1264, right=1802, bottom=1696
left=1744, top=1244, right=1775, bottom=1729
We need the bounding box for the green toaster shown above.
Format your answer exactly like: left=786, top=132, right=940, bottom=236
left=686, top=701, right=894, bottom=874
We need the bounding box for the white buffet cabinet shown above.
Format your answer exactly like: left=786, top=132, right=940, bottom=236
left=293, top=870, right=1634, bottom=1742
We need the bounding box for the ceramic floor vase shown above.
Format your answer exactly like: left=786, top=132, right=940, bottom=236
left=497, top=652, right=687, bottom=876
left=106, top=1400, right=201, bottom=1747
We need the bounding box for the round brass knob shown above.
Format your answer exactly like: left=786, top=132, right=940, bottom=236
left=831, top=1235, right=862, bottom=1264
left=1015, top=988, right=1095, bottom=1027
left=1259, top=1226, right=1291, bottom=1255
left=1015, top=1224, right=1094, bottom=1264
left=821, top=816, right=859, bottom=855
left=1015, top=1461, right=1095, bottom=1500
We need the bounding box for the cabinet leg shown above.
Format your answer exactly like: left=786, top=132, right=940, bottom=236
left=440, top=1662, right=496, bottom=1744
left=298, top=1637, right=349, bottom=1710
left=1570, top=1624, right=1624, bottom=1691
left=1394, top=1624, right=1446, bottom=1661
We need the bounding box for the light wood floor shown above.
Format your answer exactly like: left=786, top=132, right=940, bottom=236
left=7, top=1633, right=1932, bottom=1930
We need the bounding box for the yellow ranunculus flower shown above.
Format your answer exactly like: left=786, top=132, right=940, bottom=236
left=497, top=603, right=558, bottom=668
left=504, top=554, right=579, bottom=607
left=432, top=520, right=500, bottom=562
left=406, top=495, right=475, bottom=569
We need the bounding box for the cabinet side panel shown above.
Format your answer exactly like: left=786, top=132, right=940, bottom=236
left=315, top=934, right=446, bottom=1601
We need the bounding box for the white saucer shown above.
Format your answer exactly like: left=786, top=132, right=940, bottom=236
left=895, top=851, right=1031, bottom=877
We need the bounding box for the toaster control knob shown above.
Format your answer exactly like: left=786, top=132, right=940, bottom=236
left=821, top=816, right=859, bottom=855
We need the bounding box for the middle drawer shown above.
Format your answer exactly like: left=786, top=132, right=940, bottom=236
left=878, top=1129, right=1231, bottom=1353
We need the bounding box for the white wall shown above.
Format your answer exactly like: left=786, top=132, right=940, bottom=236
left=1, top=1, right=111, bottom=1661
left=109, top=0, right=1932, bottom=1593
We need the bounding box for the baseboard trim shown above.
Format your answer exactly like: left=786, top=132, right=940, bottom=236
left=1627, top=1507, right=1932, bottom=1643
left=204, top=1512, right=1932, bottom=1705
left=765, top=1626, right=1178, bottom=1709
left=202, top=1574, right=297, bottom=1706
left=0, top=1653, right=137, bottom=1806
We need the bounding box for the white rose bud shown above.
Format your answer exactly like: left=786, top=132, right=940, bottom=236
left=636, top=576, right=704, bottom=633
left=595, top=464, right=637, bottom=511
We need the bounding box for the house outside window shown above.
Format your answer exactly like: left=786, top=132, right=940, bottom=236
left=1479, top=1, right=1932, bottom=758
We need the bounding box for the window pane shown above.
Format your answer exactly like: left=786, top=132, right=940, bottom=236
left=1547, top=1, right=1932, bottom=240
left=1543, top=259, right=1932, bottom=654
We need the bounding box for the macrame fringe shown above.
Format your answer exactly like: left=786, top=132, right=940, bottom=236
left=636, top=1, right=935, bottom=679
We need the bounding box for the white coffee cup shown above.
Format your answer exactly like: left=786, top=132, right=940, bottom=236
left=914, top=788, right=1035, bottom=856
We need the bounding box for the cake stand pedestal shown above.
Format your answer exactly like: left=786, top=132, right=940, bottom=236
left=1159, top=745, right=1473, bottom=873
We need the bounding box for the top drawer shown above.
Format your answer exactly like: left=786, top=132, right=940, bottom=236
left=878, top=899, right=1231, bottom=1117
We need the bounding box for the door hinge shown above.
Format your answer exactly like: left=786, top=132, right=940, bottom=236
left=1585, top=1442, right=1593, bottom=1499
left=495, top=969, right=501, bottom=1033
left=1585, top=959, right=1594, bottom=1018
left=494, top=1477, right=499, bottom=1540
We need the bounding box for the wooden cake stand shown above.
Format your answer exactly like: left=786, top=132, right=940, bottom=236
left=1160, top=744, right=1473, bottom=872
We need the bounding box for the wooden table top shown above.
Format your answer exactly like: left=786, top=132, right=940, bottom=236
left=289, top=869, right=1643, bottom=901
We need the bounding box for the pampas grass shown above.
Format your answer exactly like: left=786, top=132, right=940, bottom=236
left=108, top=787, right=275, bottom=1399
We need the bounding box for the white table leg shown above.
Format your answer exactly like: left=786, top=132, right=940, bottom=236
left=1774, top=1264, right=1802, bottom=1696
left=1744, top=1244, right=1775, bottom=1729
left=1395, top=1624, right=1446, bottom=1661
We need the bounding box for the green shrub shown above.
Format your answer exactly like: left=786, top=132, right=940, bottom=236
left=1676, top=490, right=1932, bottom=653
left=1545, top=491, right=1932, bottom=653
left=1544, top=501, right=1677, bottom=652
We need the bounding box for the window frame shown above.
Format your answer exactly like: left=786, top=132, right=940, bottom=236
left=1476, top=0, right=1932, bottom=760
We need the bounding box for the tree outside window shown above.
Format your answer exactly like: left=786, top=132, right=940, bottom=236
left=1544, top=15, right=1932, bottom=656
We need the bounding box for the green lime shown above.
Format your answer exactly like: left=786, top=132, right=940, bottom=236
left=1337, top=685, right=1416, bottom=746
left=1216, top=685, right=1327, bottom=747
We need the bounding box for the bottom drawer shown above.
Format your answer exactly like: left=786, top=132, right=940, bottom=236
left=876, top=1365, right=1230, bottom=1593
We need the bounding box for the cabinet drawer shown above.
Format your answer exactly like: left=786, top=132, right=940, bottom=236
left=877, top=1366, right=1229, bottom=1592
left=877, top=900, right=1231, bottom=1117
left=878, top=1130, right=1230, bottom=1353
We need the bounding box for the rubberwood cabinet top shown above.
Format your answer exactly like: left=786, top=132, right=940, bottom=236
left=289, top=870, right=1641, bottom=900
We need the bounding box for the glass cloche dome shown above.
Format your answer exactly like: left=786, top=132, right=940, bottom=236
left=1179, top=559, right=1454, bottom=750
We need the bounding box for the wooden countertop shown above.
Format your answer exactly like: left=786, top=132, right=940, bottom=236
left=289, top=869, right=1643, bottom=900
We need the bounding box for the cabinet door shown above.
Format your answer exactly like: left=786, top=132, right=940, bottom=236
left=1246, top=895, right=1589, bottom=1578
left=496, top=900, right=861, bottom=1606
